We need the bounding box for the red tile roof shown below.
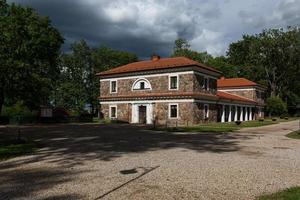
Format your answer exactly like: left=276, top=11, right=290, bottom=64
left=97, top=57, right=221, bottom=76
left=217, top=91, right=256, bottom=104
left=217, top=78, right=257, bottom=88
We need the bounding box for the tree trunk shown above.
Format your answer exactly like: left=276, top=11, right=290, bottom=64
left=0, top=87, right=4, bottom=116
left=270, top=82, right=276, bottom=97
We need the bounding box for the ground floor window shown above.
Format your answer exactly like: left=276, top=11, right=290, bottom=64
left=204, top=104, right=209, bottom=119
left=169, top=104, right=178, bottom=118
left=109, top=105, right=117, bottom=119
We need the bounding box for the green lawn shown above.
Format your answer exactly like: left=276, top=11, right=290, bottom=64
left=286, top=130, right=300, bottom=139
left=157, top=119, right=292, bottom=133
left=0, top=139, right=39, bottom=160
left=257, top=187, right=300, bottom=200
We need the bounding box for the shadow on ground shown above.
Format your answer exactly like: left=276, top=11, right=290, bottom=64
left=0, top=124, right=258, bottom=199
left=0, top=166, right=84, bottom=199
left=0, top=124, right=255, bottom=167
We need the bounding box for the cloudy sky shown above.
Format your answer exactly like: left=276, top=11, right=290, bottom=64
left=7, top=0, right=300, bottom=59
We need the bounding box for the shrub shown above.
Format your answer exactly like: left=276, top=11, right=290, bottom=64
left=0, top=116, right=9, bottom=125
left=78, top=113, right=93, bottom=122
left=272, top=118, right=277, bottom=121
left=235, top=121, right=241, bottom=125
left=258, top=118, right=264, bottom=122
left=266, top=97, right=287, bottom=117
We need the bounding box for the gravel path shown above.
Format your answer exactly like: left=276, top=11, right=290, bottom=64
left=0, top=120, right=299, bottom=200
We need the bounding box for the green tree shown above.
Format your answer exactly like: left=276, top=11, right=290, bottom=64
left=54, top=41, right=138, bottom=114
left=0, top=1, right=63, bottom=115
left=227, top=28, right=300, bottom=97
left=266, top=97, right=287, bottom=116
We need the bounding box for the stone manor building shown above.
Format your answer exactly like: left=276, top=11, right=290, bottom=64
left=97, top=56, right=265, bottom=125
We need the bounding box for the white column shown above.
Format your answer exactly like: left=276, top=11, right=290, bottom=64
left=132, top=104, right=139, bottom=123
left=234, top=105, right=238, bottom=121
left=228, top=105, right=232, bottom=122
left=240, top=107, right=244, bottom=121
left=249, top=107, right=253, bottom=120
left=146, top=104, right=153, bottom=124
left=245, top=107, right=248, bottom=121
left=221, top=105, right=225, bottom=123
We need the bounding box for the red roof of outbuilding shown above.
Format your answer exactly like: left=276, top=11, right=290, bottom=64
left=217, top=91, right=256, bottom=104
left=97, top=57, right=221, bottom=76
left=217, top=78, right=257, bottom=88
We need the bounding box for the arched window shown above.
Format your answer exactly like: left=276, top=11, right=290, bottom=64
left=132, top=78, right=152, bottom=90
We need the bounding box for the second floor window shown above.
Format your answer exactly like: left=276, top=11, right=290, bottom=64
left=170, top=76, right=178, bottom=90
left=110, top=80, right=117, bottom=93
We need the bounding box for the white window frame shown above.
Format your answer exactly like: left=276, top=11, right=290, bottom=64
left=203, top=104, right=209, bottom=119
left=203, top=77, right=209, bottom=91
left=109, top=105, right=117, bottom=119
left=110, top=80, right=117, bottom=93
left=131, top=78, right=152, bottom=91
left=169, top=75, right=179, bottom=90
left=168, top=103, right=179, bottom=119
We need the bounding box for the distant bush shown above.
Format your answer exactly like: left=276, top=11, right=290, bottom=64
left=266, top=97, right=287, bottom=117
left=235, top=121, right=241, bottom=125
left=259, top=118, right=264, bottom=122
left=272, top=118, right=277, bottom=121
left=78, top=113, right=93, bottom=122
left=2, top=101, right=37, bottom=118
left=280, top=113, right=289, bottom=119
left=2, top=102, right=38, bottom=124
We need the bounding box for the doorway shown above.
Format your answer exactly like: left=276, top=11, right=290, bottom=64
left=138, top=105, right=147, bottom=124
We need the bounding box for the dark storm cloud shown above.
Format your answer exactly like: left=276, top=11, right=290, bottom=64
left=6, top=0, right=300, bottom=58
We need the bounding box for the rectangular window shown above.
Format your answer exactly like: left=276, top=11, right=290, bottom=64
left=110, top=81, right=117, bottom=93
left=204, top=77, right=209, bottom=91
left=169, top=104, right=178, bottom=118
left=109, top=106, right=117, bottom=119
left=169, top=76, right=178, bottom=90
left=204, top=104, right=209, bottom=119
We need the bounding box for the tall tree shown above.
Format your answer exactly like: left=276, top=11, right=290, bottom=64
left=0, top=1, right=63, bottom=114
left=227, top=28, right=300, bottom=97
left=54, top=41, right=138, bottom=114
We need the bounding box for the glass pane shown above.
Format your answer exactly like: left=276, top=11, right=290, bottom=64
left=170, top=105, right=177, bottom=118
left=111, top=107, right=116, bottom=118
left=111, top=81, right=116, bottom=92
left=170, top=76, right=177, bottom=89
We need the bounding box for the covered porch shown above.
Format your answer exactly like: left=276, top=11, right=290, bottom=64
left=218, top=104, right=256, bottom=123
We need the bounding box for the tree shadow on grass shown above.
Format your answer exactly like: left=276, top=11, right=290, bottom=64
left=0, top=124, right=256, bottom=168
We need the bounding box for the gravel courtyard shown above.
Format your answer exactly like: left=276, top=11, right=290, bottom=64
left=0, top=120, right=299, bottom=200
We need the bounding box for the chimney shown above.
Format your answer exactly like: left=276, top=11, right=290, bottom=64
left=151, top=54, right=160, bottom=61
left=220, top=76, right=225, bottom=80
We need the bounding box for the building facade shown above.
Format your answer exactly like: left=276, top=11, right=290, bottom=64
left=97, top=56, right=265, bottom=126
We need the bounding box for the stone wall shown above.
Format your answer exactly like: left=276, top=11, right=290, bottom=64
left=100, top=101, right=219, bottom=126
left=100, top=73, right=217, bottom=97
left=153, top=102, right=195, bottom=126
left=193, top=103, right=218, bottom=124
left=100, top=103, right=131, bottom=122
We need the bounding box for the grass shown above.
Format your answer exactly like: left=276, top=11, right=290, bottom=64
left=0, top=139, right=39, bottom=160
left=157, top=119, right=285, bottom=133
left=257, top=187, right=300, bottom=200
left=286, top=130, right=300, bottom=139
